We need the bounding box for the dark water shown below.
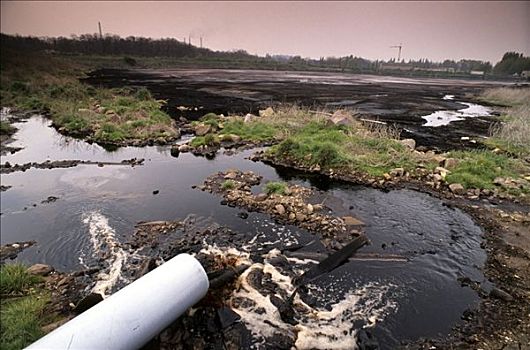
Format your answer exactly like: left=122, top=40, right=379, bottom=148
left=0, top=116, right=487, bottom=348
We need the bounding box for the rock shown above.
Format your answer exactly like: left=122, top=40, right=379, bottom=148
left=444, top=157, right=458, bottom=169
left=244, top=114, right=255, bottom=123
left=152, top=190, right=159, bottom=195
left=306, top=204, right=314, bottom=214
left=27, top=264, right=54, bottom=276
left=170, top=145, right=180, bottom=157
left=435, top=166, right=451, bottom=178
left=224, top=172, right=237, bottom=180
left=433, top=155, right=446, bottom=165
left=194, top=124, right=212, bottom=136
left=288, top=213, right=296, bottom=221
left=389, top=167, right=405, bottom=177
left=275, top=204, right=286, bottom=215
left=489, top=287, right=513, bottom=301
left=74, top=293, right=104, bottom=314
left=493, top=177, right=505, bottom=186
left=295, top=213, right=307, bottom=222
left=255, top=193, right=268, bottom=202
left=178, top=144, right=190, bottom=153
left=449, top=183, right=465, bottom=195
left=342, top=216, right=365, bottom=226
left=258, top=107, right=274, bottom=118
left=400, top=138, right=416, bottom=150
left=433, top=174, right=443, bottom=182
left=237, top=212, right=249, bottom=219
left=328, top=110, right=355, bottom=126
left=219, top=134, right=241, bottom=143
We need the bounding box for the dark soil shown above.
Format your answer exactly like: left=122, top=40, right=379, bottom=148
left=83, top=69, right=507, bottom=151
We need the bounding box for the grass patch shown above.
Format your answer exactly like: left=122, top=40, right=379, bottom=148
left=0, top=295, right=49, bottom=350
left=270, top=120, right=418, bottom=176
left=445, top=150, right=527, bottom=189
left=190, top=134, right=220, bottom=147
left=221, top=180, right=236, bottom=190
left=0, top=264, right=41, bottom=295
left=220, top=119, right=278, bottom=142
left=1, top=49, right=178, bottom=144
left=264, top=181, right=288, bottom=195
left=481, top=87, right=530, bottom=107
left=0, top=121, right=16, bottom=136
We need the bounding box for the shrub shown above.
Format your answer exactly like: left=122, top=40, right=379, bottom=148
left=221, top=180, right=235, bottom=190
left=264, top=181, right=287, bottom=195
left=0, top=264, right=41, bottom=295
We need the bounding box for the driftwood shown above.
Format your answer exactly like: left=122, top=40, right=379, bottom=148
left=209, top=264, right=250, bottom=289
left=285, top=251, right=408, bottom=262
left=294, top=235, right=369, bottom=286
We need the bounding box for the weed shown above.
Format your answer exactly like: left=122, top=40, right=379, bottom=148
left=0, top=264, right=41, bottom=295
left=0, top=295, right=49, bottom=350
left=264, top=181, right=287, bottom=195
left=221, top=180, right=236, bottom=190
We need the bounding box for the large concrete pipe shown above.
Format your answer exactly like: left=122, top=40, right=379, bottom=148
left=26, top=253, right=209, bottom=349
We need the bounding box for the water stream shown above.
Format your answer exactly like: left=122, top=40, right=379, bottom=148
left=0, top=115, right=487, bottom=348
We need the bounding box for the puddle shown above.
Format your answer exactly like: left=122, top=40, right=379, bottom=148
left=0, top=114, right=487, bottom=347
left=422, top=95, right=492, bottom=127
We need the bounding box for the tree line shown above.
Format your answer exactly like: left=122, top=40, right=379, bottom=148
left=1, top=33, right=528, bottom=76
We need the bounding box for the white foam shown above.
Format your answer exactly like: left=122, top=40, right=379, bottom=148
left=83, top=211, right=128, bottom=296
left=221, top=246, right=398, bottom=349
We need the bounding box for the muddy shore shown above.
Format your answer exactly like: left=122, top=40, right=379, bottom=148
left=84, top=69, right=510, bottom=151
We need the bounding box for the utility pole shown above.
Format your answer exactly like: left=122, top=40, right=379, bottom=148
left=390, top=43, right=403, bottom=61
left=200, top=37, right=203, bottom=48
left=188, top=34, right=191, bottom=46
left=98, top=21, right=103, bottom=39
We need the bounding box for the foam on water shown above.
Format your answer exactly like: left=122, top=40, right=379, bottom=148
left=82, top=211, right=129, bottom=296
left=422, top=96, right=492, bottom=127
left=202, top=245, right=397, bottom=349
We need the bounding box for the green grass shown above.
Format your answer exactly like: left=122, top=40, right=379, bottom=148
left=190, top=134, right=220, bottom=147
left=0, top=264, right=42, bottom=295
left=0, top=295, right=49, bottom=350
left=445, top=150, right=527, bottom=189
left=264, top=181, right=288, bottom=195
left=1, top=49, right=178, bottom=144
left=270, top=121, right=418, bottom=176
left=0, top=121, right=16, bottom=136
left=220, top=119, right=278, bottom=142
left=221, top=180, right=236, bottom=190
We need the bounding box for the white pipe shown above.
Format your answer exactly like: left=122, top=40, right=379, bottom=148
left=26, top=253, right=209, bottom=350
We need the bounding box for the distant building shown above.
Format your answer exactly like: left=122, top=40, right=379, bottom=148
left=470, top=71, right=485, bottom=76
left=521, top=70, right=530, bottom=79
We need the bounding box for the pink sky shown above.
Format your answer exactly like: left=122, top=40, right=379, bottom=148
left=1, top=1, right=529, bottom=63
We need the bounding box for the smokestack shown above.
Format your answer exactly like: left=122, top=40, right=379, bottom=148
left=200, top=37, right=203, bottom=48
left=98, top=21, right=103, bottom=39
left=188, top=34, right=191, bottom=46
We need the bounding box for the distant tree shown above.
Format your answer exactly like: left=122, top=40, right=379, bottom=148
left=493, top=52, right=530, bottom=75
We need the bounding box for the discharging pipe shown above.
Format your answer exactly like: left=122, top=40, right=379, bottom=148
left=26, top=253, right=209, bottom=350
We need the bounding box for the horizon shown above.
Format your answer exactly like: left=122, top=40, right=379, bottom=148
left=1, top=1, right=529, bottom=64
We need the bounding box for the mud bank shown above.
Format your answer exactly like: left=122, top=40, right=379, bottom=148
left=84, top=69, right=507, bottom=151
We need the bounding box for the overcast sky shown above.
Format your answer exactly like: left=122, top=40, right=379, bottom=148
left=1, top=1, right=529, bottom=63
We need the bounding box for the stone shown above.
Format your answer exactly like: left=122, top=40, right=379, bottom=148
left=342, top=216, right=365, bottom=226
left=170, top=145, right=180, bottom=157
left=449, top=183, right=465, bottom=195
left=194, top=124, right=212, bottom=136
left=27, top=264, right=54, bottom=276
left=224, top=172, right=237, bottom=180
left=255, top=193, right=268, bottom=202
left=433, top=174, right=443, bottom=182
left=400, top=138, right=416, bottom=150
left=328, top=110, right=355, bottom=126
left=433, top=155, right=446, bottom=165
left=74, top=293, right=104, bottom=314
left=178, top=144, right=190, bottom=153
left=493, top=177, right=505, bottom=186
left=443, top=157, right=458, bottom=169
left=295, top=213, right=307, bottom=222
left=275, top=204, right=286, bottom=215
left=288, top=213, right=296, bottom=221
left=219, top=134, right=241, bottom=143
left=434, top=166, right=451, bottom=178
left=489, top=287, right=513, bottom=302
left=258, top=107, right=274, bottom=118
left=390, top=167, right=405, bottom=177
left=306, top=204, right=314, bottom=214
